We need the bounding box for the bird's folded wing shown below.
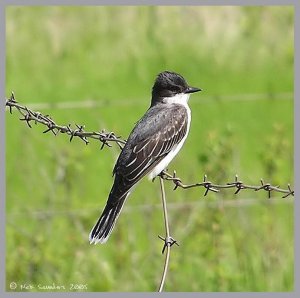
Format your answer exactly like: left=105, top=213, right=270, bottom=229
left=116, top=104, right=188, bottom=182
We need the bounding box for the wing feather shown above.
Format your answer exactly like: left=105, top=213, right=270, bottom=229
left=111, top=103, right=189, bottom=201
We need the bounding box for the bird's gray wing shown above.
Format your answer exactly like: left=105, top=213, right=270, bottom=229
left=114, top=103, right=188, bottom=183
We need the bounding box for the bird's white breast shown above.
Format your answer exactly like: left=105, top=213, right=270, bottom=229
left=148, top=93, right=191, bottom=179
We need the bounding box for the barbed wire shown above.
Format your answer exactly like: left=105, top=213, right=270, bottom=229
left=159, top=170, right=294, bottom=199
left=5, top=92, right=294, bottom=199
left=5, top=92, right=126, bottom=150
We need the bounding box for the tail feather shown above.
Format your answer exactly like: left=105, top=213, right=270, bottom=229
left=89, top=192, right=129, bottom=244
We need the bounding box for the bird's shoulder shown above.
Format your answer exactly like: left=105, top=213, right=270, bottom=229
left=113, top=103, right=188, bottom=175
left=128, top=103, right=188, bottom=143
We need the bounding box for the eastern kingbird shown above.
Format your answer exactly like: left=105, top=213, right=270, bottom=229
left=89, top=71, right=201, bottom=244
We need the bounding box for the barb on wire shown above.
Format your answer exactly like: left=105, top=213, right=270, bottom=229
left=5, top=92, right=126, bottom=150
left=159, top=170, right=294, bottom=199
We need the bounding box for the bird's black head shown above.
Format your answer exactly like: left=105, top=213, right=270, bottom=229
left=151, top=71, right=201, bottom=105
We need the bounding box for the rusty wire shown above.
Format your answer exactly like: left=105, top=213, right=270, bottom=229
left=6, top=92, right=294, bottom=199
left=5, top=92, right=126, bottom=150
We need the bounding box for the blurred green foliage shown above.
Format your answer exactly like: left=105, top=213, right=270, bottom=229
left=6, top=6, right=293, bottom=292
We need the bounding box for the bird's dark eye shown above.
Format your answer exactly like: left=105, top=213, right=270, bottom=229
left=170, top=85, right=182, bottom=93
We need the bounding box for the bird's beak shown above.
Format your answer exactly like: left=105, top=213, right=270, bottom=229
left=185, top=86, right=202, bottom=94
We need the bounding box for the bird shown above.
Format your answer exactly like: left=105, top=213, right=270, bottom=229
left=89, top=71, right=201, bottom=244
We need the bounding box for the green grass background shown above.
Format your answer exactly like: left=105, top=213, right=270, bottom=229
left=6, top=6, right=294, bottom=292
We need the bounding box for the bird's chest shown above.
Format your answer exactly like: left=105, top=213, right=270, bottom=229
left=148, top=106, right=191, bottom=179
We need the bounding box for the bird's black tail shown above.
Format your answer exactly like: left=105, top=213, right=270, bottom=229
left=89, top=192, right=129, bottom=244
